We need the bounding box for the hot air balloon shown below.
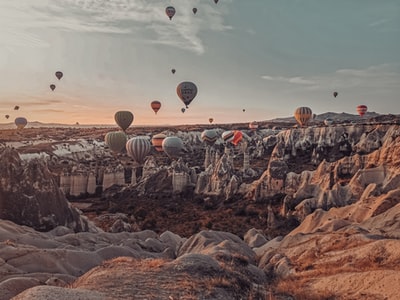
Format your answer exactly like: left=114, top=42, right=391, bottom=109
left=126, top=136, right=151, bottom=165
left=151, top=133, right=167, bottom=152
left=105, top=131, right=127, bottom=152
left=151, top=101, right=161, bottom=114
left=171, top=69, right=176, bottom=74
left=192, top=8, right=197, bottom=14
left=162, top=136, right=183, bottom=159
left=356, top=105, right=368, bottom=117
left=165, top=6, right=176, bottom=20
left=324, top=118, right=334, bottom=126
left=222, top=130, right=234, bottom=143
left=201, top=130, right=218, bottom=146
left=242, top=109, right=246, bottom=112
left=5, top=115, right=9, bottom=119
left=249, top=121, right=258, bottom=131
left=231, top=130, right=243, bottom=146
left=50, top=84, right=56, bottom=91
left=114, top=111, right=134, bottom=131
left=177, top=81, right=197, bottom=108
left=55, top=71, right=63, bottom=80
left=333, top=91, right=338, bottom=98
left=15, top=117, right=27, bottom=129
left=209, top=118, right=214, bottom=124
left=214, top=0, right=219, bottom=3
left=294, top=107, right=313, bottom=127
left=181, top=108, right=186, bottom=113
left=14, top=106, right=19, bottom=110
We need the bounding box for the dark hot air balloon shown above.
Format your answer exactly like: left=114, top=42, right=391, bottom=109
left=171, top=69, right=176, bottom=74
left=14, top=106, right=19, bottom=110
left=55, top=71, right=63, bottom=80
left=209, top=118, right=214, bottom=124
left=165, top=6, right=176, bottom=20
left=50, top=84, right=56, bottom=91
left=15, top=117, right=27, bottom=129
left=192, top=8, right=197, bottom=14
left=5, top=115, right=9, bottom=119
left=151, top=101, right=162, bottom=114
left=214, top=0, right=219, bottom=3
left=162, top=136, right=183, bottom=159
left=181, top=108, right=186, bottom=113
left=104, top=131, right=127, bottom=152
left=177, top=81, right=197, bottom=108
left=333, top=91, right=338, bottom=98
left=114, top=111, right=134, bottom=131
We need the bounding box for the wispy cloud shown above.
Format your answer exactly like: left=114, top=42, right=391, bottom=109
left=0, top=0, right=232, bottom=54
left=262, top=64, right=400, bottom=91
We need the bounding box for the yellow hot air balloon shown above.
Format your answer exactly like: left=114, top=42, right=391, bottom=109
left=114, top=111, right=134, bottom=131
left=294, top=107, right=313, bottom=127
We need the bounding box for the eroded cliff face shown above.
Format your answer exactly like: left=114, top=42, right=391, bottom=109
left=0, top=147, right=93, bottom=232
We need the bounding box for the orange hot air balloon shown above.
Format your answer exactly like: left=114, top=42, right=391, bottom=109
left=151, top=133, right=166, bottom=152
left=192, top=8, right=197, bottom=14
left=356, top=105, right=368, bottom=117
left=151, top=101, right=161, bottom=114
left=55, top=71, right=63, bottom=80
left=165, top=6, right=175, bottom=20
left=209, top=117, right=214, bottom=124
left=50, top=84, right=56, bottom=91
left=333, top=91, right=338, bottom=98
left=294, top=107, right=313, bottom=127
left=231, top=130, right=243, bottom=146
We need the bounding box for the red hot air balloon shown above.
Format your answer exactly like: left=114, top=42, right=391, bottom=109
left=231, top=130, right=243, bottom=146
left=55, top=71, right=63, bottom=80
left=151, top=133, right=166, bottom=152
left=356, top=105, right=368, bottom=117
left=50, top=84, right=56, bottom=91
left=165, top=6, right=176, bottom=20
left=151, top=101, right=161, bottom=114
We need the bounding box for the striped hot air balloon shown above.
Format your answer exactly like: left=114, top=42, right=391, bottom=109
left=294, top=107, right=313, bottom=127
left=105, top=131, right=127, bottom=152
left=356, top=105, right=368, bottom=117
left=201, top=129, right=218, bottom=146
left=222, top=130, right=242, bottom=146
left=126, top=136, right=151, bottom=165
left=151, top=133, right=166, bottom=152
left=114, top=111, right=134, bottom=131
left=162, top=136, right=183, bottom=159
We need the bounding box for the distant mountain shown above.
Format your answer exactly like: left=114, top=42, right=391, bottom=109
left=269, top=111, right=381, bottom=123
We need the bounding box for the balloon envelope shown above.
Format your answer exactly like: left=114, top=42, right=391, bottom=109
left=209, top=118, right=214, bottom=124
left=151, top=101, right=161, bottom=114
left=333, top=91, right=338, bottom=98
left=192, top=8, right=197, bottom=14
left=249, top=121, right=258, bottom=131
left=177, top=81, right=197, bottom=108
left=126, top=136, right=151, bottom=165
left=151, top=133, right=167, bottom=152
left=114, top=111, right=134, bottom=131
left=162, top=136, right=183, bottom=159
left=214, top=0, right=219, bottom=3
left=201, top=130, right=218, bottom=146
left=55, top=71, right=63, bottom=80
left=356, top=105, right=368, bottom=117
left=15, top=117, right=27, bottom=129
left=105, top=131, right=127, bottom=152
left=165, top=6, right=175, bottom=20
left=171, top=69, right=176, bottom=74
left=14, top=106, right=19, bottom=110
left=324, top=118, right=334, bottom=126
left=50, top=84, right=56, bottom=91
left=294, top=107, right=313, bottom=126
left=181, top=108, right=186, bottom=113
left=5, top=115, right=9, bottom=119
left=231, top=130, right=243, bottom=146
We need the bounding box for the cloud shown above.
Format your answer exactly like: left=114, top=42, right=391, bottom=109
left=262, top=64, right=400, bottom=91
left=0, top=0, right=232, bottom=54
left=261, top=75, right=315, bottom=85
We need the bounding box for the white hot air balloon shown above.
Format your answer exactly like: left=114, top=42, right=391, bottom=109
left=126, top=136, right=151, bottom=165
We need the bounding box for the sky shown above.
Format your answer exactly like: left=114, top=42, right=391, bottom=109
left=0, top=0, right=399, bottom=125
